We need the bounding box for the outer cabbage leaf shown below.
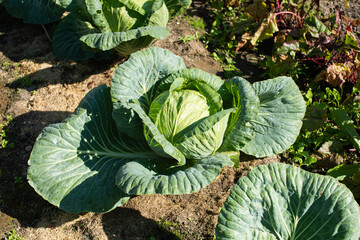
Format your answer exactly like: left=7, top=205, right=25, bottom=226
left=79, top=0, right=169, bottom=57
left=28, top=85, right=160, bottom=213
left=219, top=77, right=260, bottom=152
left=220, top=231, right=277, bottom=240
left=84, top=0, right=111, bottom=32
left=80, top=26, right=169, bottom=55
left=241, top=76, right=306, bottom=157
left=165, top=0, right=192, bottom=19
left=216, top=163, right=360, bottom=240
left=116, top=154, right=233, bottom=195
left=146, top=0, right=169, bottom=27
left=65, top=0, right=92, bottom=20
left=1, top=0, right=71, bottom=24
left=111, top=47, right=186, bottom=139
left=52, top=14, right=112, bottom=61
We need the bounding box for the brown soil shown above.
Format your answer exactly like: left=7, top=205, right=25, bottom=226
left=0, top=1, right=359, bottom=240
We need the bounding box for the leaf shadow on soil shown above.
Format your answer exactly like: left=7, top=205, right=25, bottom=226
left=0, top=111, right=71, bottom=227
left=102, top=207, right=180, bottom=240
left=25, top=206, right=179, bottom=240
left=4, top=56, right=118, bottom=91
left=0, top=6, right=55, bottom=62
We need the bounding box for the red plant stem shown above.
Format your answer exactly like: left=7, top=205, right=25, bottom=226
left=351, top=68, right=358, bottom=84
left=300, top=57, right=324, bottom=65
left=327, top=49, right=343, bottom=65
left=273, top=11, right=303, bottom=28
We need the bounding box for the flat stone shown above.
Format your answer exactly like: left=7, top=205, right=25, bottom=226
left=0, top=211, right=20, bottom=238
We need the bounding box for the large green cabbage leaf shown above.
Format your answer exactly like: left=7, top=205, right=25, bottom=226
left=80, top=26, right=169, bottom=52
left=116, top=154, right=233, bottom=195
left=28, top=85, right=136, bottom=213
left=216, top=163, right=360, bottom=240
left=240, top=76, right=306, bottom=157
left=164, top=0, right=192, bottom=19
left=0, top=0, right=71, bottom=24
left=218, top=76, right=260, bottom=152
left=52, top=14, right=112, bottom=61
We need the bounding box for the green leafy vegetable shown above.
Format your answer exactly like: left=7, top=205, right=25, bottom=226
left=28, top=47, right=305, bottom=213
left=53, top=0, right=173, bottom=59
left=241, top=76, right=306, bottom=157
left=331, top=109, right=360, bottom=150
left=216, top=163, right=360, bottom=240
left=0, top=0, right=71, bottom=24
left=327, top=164, right=360, bottom=199
left=1, top=0, right=192, bottom=60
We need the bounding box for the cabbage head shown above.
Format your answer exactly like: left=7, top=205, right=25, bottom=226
left=28, top=47, right=306, bottom=213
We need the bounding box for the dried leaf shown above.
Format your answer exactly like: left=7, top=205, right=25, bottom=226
left=246, top=0, right=269, bottom=20
left=250, top=13, right=279, bottom=46
left=225, top=0, right=241, bottom=7
left=236, top=32, right=253, bottom=51
left=317, top=140, right=344, bottom=156
left=314, top=63, right=350, bottom=86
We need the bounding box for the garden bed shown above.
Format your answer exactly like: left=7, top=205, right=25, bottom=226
left=0, top=1, right=359, bottom=239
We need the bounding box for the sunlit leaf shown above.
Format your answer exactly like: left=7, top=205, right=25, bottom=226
left=216, top=163, right=360, bottom=239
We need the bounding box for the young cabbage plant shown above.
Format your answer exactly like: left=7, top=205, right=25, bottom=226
left=216, top=163, right=360, bottom=240
left=28, top=47, right=306, bottom=213
left=52, top=0, right=192, bottom=60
